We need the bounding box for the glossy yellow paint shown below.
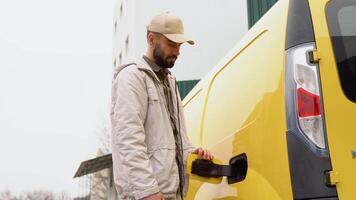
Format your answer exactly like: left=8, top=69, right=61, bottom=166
left=182, top=0, right=293, bottom=199
left=309, top=0, right=356, bottom=199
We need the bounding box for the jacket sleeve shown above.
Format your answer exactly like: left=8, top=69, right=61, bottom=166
left=111, top=67, right=159, bottom=199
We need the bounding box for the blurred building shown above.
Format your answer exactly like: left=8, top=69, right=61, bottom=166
left=74, top=153, right=115, bottom=200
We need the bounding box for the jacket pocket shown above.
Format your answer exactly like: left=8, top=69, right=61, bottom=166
left=147, top=82, right=160, bottom=103
left=148, top=148, right=179, bottom=195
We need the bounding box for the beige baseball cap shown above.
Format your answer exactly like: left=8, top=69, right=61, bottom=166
left=147, top=12, right=195, bottom=45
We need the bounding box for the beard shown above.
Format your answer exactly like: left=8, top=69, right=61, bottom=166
left=153, top=43, right=177, bottom=68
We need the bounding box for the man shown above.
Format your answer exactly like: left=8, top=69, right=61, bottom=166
left=111, top=12, right=213, bottom=200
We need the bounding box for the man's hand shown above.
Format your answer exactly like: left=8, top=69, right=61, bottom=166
left=142, top=192, right=165, bottom=200
left=192, top=147, right=214, bottom=160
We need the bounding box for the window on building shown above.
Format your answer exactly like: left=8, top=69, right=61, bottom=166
left=120, top=3, right=123, bottom=18
left=114, top=20, right=117, bottom=33
left=125, top=35, right=129, bottom=54
left=119, top=53, right=122, bottom=65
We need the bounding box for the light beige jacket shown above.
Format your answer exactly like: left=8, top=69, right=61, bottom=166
left=111, top=58, right=195, bottom=200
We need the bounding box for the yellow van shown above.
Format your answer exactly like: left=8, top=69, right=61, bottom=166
left=183, top=0, right=356, bottom=199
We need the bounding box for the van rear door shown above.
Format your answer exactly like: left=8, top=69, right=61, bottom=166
left=310, top=0, right=356, bottom=199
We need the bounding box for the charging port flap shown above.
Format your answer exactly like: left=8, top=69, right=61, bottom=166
left=190, top=153, right=248, bottom=184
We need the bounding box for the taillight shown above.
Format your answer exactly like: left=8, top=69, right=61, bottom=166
left=286, top=43, right=326, bottom=149
left=297, top=87, right=321, bottom=117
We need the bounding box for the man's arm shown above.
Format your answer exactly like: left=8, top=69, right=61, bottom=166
left=111, top=67, right=160, bottom=200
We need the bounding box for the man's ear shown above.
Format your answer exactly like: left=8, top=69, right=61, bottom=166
left=147, top=32, right=155, bottom=46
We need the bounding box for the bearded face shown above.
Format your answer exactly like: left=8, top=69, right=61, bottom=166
left=153, top=42, right=178, bottom=68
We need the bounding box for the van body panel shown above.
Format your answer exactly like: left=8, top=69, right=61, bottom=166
left=183, top=0, right=355, bottom=199
left=184, top=88, right=205, bottom=146
left=183, top=0, right=293, bottom=199
left=309, top=0, right=356, bottom=199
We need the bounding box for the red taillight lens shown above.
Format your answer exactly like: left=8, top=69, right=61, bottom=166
left=286, top=43, right=326, bottom=149
left=297, top=87, right=321, bottom=118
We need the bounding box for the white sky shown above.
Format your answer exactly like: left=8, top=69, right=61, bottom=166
left=0, top=0, right=115, bottom=197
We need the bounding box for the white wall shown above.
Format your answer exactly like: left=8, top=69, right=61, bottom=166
left=114, top=0, right=248, bottom=81
left=113, top=0, right=136, bottom=66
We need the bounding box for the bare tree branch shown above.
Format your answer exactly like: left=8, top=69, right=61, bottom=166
left=0, top=190, right=72, bottom=200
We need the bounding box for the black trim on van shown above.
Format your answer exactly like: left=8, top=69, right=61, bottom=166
left=285, top=0, right=315, bottom=50
left=285, top=0, right=338, bottom=199
left=286, top=131, right=338, bottom=199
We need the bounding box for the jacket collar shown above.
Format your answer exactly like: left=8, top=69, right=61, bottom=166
left=142, top=56, right=161, bottom=73
left=136, top=56, right=174, bottom=83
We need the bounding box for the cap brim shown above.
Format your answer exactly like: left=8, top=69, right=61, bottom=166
left=163, top=34, right=195, bottom=45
